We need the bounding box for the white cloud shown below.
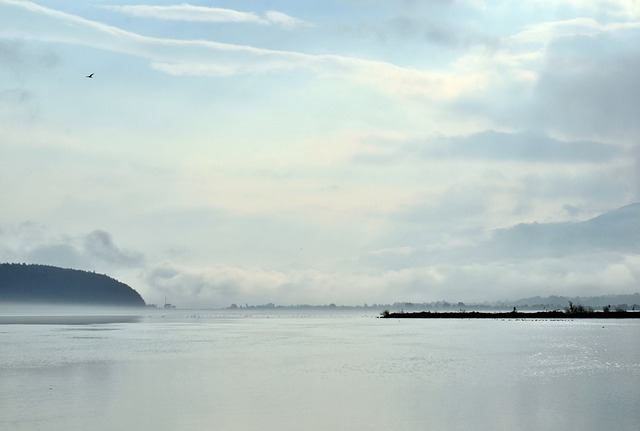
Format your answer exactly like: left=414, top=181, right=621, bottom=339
left=264, top=10, right=311, bottom=29
left=104, top=3, right=311, bottom=28
left=446, top=13, right=640, bottom=145
left=105, top=4, right=264, bottom=24
left=0, top=0, right=479, bottom=100
left=145, top=251, right=640, bottom=308
left=510, top=18, right=640, bottom=46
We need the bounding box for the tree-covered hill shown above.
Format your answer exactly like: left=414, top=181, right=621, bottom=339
left=0, top=263, right=146, bottom=306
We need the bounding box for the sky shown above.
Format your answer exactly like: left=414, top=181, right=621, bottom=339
left=1, top=0, right=639, bottom=308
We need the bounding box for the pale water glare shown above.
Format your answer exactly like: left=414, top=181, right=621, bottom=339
left=1, top=309, right=639, bottom=431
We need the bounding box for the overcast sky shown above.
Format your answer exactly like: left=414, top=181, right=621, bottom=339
left=1, top=0, right=639, bottom=307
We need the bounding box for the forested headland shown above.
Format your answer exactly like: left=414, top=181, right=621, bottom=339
left=0, top=263, right=145, bottom=307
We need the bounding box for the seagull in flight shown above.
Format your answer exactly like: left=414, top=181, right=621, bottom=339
left=86, top=73, right=94, bottom=78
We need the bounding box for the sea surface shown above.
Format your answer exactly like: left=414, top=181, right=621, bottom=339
left=1, top=308, right=639, bottom=431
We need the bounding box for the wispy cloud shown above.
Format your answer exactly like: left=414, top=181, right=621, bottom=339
left=0, top=0, right=475, bottom=100
left=264, top=10, right=311, bottom=29
left=0, top=1, right=322, bottom=74
left=104, top=3, right=311, bottom=29
left=509, top=17, right=640, bottom=48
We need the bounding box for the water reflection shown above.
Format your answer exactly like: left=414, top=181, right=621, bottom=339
left=1, top=311, right=638, bottom=431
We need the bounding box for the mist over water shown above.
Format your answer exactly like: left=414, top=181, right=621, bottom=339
left=0, top=303, right=144, bottom=324
left=1, top=309, right=639, bottom=431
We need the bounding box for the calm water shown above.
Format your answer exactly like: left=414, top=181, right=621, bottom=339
left=1, top=309, right=639, bottom=431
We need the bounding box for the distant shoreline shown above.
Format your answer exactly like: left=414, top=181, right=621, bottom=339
left=380, top=310, right=640, bottom=319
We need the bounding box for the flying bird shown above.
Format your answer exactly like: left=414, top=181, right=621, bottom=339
left=86, top=73, right=94, bottom=78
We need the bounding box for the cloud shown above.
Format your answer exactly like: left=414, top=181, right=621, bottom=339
left=349, top=130, right=630, bottom=213
left=353, top=203, right=640, bottom=303
left=510, top=18, right=639, bottom=46
left=370, top=202, right=640, bottom=266
left=418, top=131, right=623, bottom=163
left=26, top=243, right=85, bottom=269
left=0, top=0, right=478, bottom=99
left=104, top=3, right=311, bottom=29
left=7, top=1, right=319, bottom=76
left=147, top=250, right=640, bottom=308
left=2, top=203, right=638, bottom=308
left=264, top=11, right=311, bottom=29
left=451, top=16, right=640, bottom=142
left=3, top=1, right=638, bottom=129
left=146, top=263, right=292, bottom=307
left=0, top=225, right=144, bottom=271
left=83, top=230, right=144, bottom=267
left=144, top=262, right=448, bottom=308
left=532, top=33, right=640, bottom=142
left=105, top=4, right=263, bottom=24
left=410, top=255, right=640, bottom=301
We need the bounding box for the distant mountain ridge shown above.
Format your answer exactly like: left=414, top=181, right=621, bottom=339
left=563, top=202, right=640, bottom=252
left=0, top=263, right=146, bottom=306
left=488, top=202, right=640, bottom=258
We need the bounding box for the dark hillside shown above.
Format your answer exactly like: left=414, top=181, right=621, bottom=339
left=0, top=263, right=145, bottom=306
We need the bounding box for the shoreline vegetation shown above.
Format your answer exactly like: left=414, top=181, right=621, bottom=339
left=227, top=294, right=640, bottom=312
left=380, top=302, right=640, bottom=319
